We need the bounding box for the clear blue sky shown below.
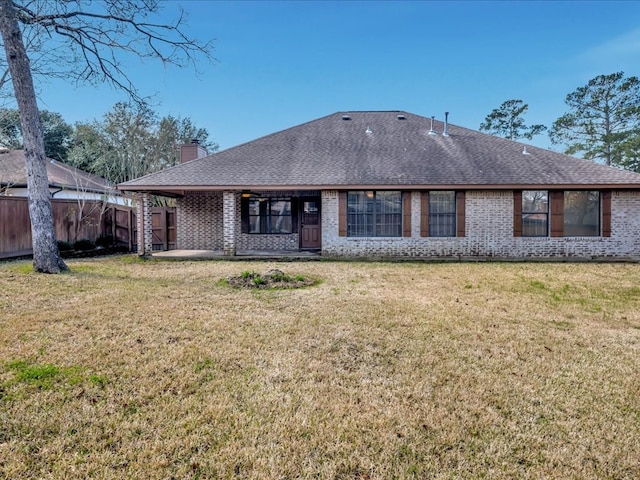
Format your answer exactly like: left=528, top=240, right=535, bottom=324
left=34, top=0, right=640, bottom=153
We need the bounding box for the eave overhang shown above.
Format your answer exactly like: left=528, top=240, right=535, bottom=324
left=117, top=183, right=640, bottom=195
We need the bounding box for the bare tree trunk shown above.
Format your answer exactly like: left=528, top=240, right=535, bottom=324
left=0, top=0, right=66, bottom=272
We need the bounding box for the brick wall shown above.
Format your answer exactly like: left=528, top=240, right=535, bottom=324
left=137, top=192, right=153, bottom=256
left=321, top=190, right=640, bottom=260
left=175, top=189, right=639, bottom=259
left=176, top=192, right=224, bottom=250
left=176, top=191, right=300, bottom=251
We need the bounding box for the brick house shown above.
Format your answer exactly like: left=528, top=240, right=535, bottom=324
left=118, top=111, right=640, bottom=260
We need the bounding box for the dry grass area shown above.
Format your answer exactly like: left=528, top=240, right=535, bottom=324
left=1, top=256, right=639, bottom=479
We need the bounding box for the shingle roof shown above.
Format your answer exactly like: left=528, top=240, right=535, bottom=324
left=0, top=149, right=112, bottom=193
left=119, top=111, right=640, bottom=193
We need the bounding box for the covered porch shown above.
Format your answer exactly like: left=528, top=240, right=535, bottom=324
left=134, top=190, right=322, bottom=257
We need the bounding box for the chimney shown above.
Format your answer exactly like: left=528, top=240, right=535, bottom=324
left=180, top=139, right=208, bottom=163
left=443, top=112, right=449, bottom=137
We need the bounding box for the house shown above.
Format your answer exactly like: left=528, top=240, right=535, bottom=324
left=118, top=111, right=640, bottom=260
left=0, top=149, right=132, bottom=258
left=0, top=148, right=126, bottom=205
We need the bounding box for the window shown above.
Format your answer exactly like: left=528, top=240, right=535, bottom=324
left=429, top=191, right=456, bottom=237
left=347, top=191, right=402, bottom=237
left=522, top=190, right=548, bottom=236
left=564, top=191, right=600, bottom=236
left=420, top=191, right=465, bottom=238
left=517, top=190, right=609, bottom=238
left=248, top=197, right=292, bottom=234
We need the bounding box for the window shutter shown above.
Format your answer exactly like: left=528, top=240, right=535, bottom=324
left=513, top=191, right=523, bottom=237
left=240, top=196, right=250, bottom=234
left=602, top=190, right=612, bottom=237
left=338, top=192, right=347, bottom=237
left=291, top=197, right=299, bottom=234
left=550, top=191, right=564, bottom=237
left=402, top=191, right=412, bottom=237
left=456, top=191, right=466, bottom=237
left=420, top=192, right=429, bottom=237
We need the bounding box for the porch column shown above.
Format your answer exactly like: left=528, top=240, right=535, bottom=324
left=223, top=191, right=237, bottom=256
left=137, top=192, right=153, bottom=256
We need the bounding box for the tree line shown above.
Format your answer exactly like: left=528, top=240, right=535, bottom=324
left=480, top=72, right=640, bottom=172
left=0, top=102, right=218, bottom=185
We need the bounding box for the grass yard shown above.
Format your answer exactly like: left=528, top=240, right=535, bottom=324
left=0, top=256, right=639, bottom=479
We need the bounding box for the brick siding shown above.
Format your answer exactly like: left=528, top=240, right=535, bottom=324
left=176, top=192, right=224, bottom=250
left=137, top=192, right=153, bottom=256
left=321, top=190, right=640, bottom=260
left=176, top=191, right=300, bottom=251
left=175, top=189, right=639, bottom=259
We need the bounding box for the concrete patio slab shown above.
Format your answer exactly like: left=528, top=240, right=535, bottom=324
left=150, top=249, right=322, bottom=261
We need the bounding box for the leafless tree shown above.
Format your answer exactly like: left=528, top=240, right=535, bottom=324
left=63, top=163, right=113, bottom=243
left=0, top=0, right=214, bottom=272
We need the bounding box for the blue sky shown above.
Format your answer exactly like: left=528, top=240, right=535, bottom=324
left=33, top=0, right=640, bottom=153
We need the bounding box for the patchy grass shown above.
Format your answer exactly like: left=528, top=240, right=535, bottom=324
left=226, top=268, right=316, bottom=289
left=0, top=257, right=639, bottom=479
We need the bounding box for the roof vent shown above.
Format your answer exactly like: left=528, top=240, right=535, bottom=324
left=428, top=116, right=436, bottom=135
left=443, top=112, right=449, bottom=137
left=522, top=145, right=530, bottom=155
left=365, top=126, right=373, bottom=134
left=397, top=114, right=406, bottom=120
left=342, top=115, right=351, bottom=121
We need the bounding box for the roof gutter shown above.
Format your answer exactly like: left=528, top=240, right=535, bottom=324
left=50, top=187, right=64, bottom=197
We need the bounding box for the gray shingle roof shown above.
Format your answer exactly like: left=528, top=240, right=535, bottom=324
left=0, top=149, right=112, bottom=193
left=119, top=111, right=640, bottom=193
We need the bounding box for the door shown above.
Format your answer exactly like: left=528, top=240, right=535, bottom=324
left=300, top=198, right=321, bottom=249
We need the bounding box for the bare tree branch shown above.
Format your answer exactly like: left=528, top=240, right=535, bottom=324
left=2, top=0, right=215, bottom=102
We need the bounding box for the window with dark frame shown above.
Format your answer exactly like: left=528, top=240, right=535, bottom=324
left=248, top=197, right=292, bottom=234
left=429, top=191, right=456, bottom=237
left=522, top=190, right=549, bottom=236
left=347, top=191, right=402, bottom=237
left=564, top=191, right=600, bottom=236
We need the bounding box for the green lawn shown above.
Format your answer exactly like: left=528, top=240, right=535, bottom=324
left=1, top=257, right=639, bottom=479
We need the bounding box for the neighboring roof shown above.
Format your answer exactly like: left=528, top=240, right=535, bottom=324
left=119, top=111, right=640, bottom=194
left=0, top=149, right=113, bottom=194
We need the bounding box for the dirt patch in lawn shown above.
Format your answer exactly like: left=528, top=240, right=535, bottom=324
left=225, top=268, right=316, bottom=289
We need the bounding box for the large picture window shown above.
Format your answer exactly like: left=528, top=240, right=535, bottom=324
left=564, top=191, right=600, bottom=236
left=429, top=191, right=456, bottom=237
left=347, top=191, right=402, bottom=237
left=522, top=190, right=548, bottom=236
left=248, top=197, right=292, bottom=234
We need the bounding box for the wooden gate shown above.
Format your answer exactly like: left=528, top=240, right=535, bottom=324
left=113, top=206, right=176, bottom=252
left=150, top=207, right=176, bottom=251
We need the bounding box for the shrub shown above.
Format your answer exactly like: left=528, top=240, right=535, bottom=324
left=73, top=239, right=95, bottom=251
left=95, top=235, right=114, bottom=248
left=57, top=241, right=74, bottom=252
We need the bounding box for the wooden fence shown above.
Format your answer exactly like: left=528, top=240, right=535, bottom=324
left=0, top=197, right=176, bottom=259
